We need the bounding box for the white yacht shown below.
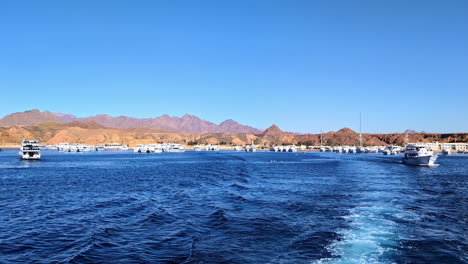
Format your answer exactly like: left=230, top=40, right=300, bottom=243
left=58, top=143, right=71, bottom=152
left=119, top=145, right=129, bottom=151
left=134, top=144, right=148, bottom=153
left=402, top=144, right=437, bottom=166
left=442, top=148, right=451, bottom=155
left=288, top=145, right=298, bottom=152
left=246, top=141, right=257, bottom=152
left=366, top=146, right=379, bottom=153
left=102, top=143, right=128, bottom=150
left=203, top=144, right=219, bottom=151
left=194, top=145, right=202, bottom=151
left=334, top=146, right=342, bottom=153
left=165, top=143, right=186, bottom=153
left=148, top=144, right=163, bottom=153
left=383, top=146, right=400, bottom=155
left=95, top=144, right=105, bottom=151
left=342, top=146, right=350, bottom=153
left=234, top=146, right=242, bottom=151
left=19, top=140, right=41, bottom=160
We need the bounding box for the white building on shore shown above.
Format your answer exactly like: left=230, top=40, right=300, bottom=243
left=414, top=142, right=468, bottom=151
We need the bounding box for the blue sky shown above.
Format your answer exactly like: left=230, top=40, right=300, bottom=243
left=1, top=0, right=467, bottom=133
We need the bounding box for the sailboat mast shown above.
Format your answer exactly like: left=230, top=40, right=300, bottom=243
left=320, top=129, right=323, bottom=147
left=359, top=112, right=362, bottom=147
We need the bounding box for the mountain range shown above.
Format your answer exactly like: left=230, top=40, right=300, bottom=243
left=1, top=121, right=466, bottom=147
left=0, top=110, right=262, bottom=134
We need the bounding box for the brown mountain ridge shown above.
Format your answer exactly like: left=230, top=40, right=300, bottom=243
left=0, top=109, right=262, bottom=134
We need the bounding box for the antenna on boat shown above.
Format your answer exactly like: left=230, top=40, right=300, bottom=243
left=359, top=112, right=362, bottom=147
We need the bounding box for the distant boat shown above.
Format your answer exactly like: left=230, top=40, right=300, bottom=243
left=194, top=145, right=202, bottom=151
left=95, top=144, right=105, bottom=151
left=104, top=143, right=128, bottom=150
left=402, top=144, right=437, bottom=166
left=164, top=143, right=186, bottom=153
left=234, top=146, right=242, bottom=151
left=246, top=141, right=257, bottom=152
left=19, top=140, right=41, bottom=160
left=58, top=142, right=70, bottom=152
left=134, top=144, right=162, bottom=153
left=442, top=148, right=451, bottom=155
left=383, top=146, right=401, bottom=155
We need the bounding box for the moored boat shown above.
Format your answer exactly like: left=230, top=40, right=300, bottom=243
left=442, top=148, right=451, bottom=155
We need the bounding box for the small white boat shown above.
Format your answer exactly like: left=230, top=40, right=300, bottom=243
left=58, top=142, right=70, bottom=152
left=342, top=146, right=350, bottom=153
left=148, top=144, right=163, bottom=153
left=119, top=145, right=129, bottom=151
left=442, top=149, right=451, bottom=155
left=234, top=146, right=242, bottom=151
left=366, top=146, right=379, bottom=153
left=134, top=144, right=147, bottom=153
left=334, top=146, right=342, bottom=153
left=194, top=145, right=202, bottom=151
left=19, top=140, right=41, bottom=160
left=204, top=144, right=220, bottom=151
left=288, top=145, right=298, bottom=152
left=383, top=146, right=400, bottom=155
left=402, top=144, right=437, bottom=166
left=165, top=143, right=186, bottom=153
left=95, top=144, right=105, bottom=151
left=246, top=141, right=257, bottom=152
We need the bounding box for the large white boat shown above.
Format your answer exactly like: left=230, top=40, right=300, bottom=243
left=19, top=140, right=41, bottom=160
left=402, top=144, right=438, bottom=166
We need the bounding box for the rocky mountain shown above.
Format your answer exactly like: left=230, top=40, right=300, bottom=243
left=0, top=109, right=62, bottom=127
left=404, top=129, right=418, bottom=134
left=0, top=121, right=466, bottom=147
left=0, top=110, right=262, bottom=134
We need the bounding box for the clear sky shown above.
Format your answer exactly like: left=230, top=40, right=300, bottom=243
left=1, top=0, right=467, bottom=133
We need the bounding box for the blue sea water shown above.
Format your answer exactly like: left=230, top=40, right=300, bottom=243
left=0, top=149, right=466, bottom=263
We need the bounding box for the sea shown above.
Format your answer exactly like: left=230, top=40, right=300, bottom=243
left=0, top=149, right=466, bottom=263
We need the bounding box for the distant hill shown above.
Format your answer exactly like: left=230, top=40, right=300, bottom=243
left=0, top=109, right=262, bottom=134
left=0, top=109, right=62, bottom=127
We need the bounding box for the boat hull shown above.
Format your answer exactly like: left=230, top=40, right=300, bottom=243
left=402, top=155, right=437, bottom=166
left=19, top=151, right=41, bottom=160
